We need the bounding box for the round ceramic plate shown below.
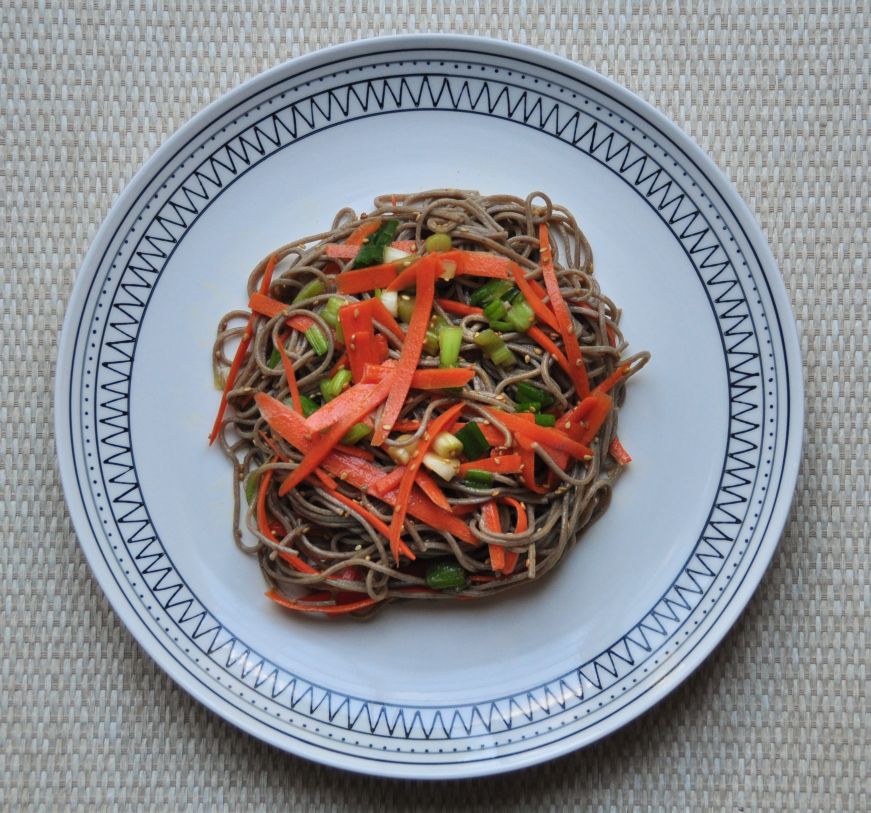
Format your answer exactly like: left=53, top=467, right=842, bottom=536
left=56, top=35, right=802, bottom=778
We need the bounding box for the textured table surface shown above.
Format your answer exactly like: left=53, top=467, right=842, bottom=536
left=2, top=3, right=868, bottom=810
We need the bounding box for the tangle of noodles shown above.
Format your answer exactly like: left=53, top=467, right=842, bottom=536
left=211, top=190, right=649, bottom=617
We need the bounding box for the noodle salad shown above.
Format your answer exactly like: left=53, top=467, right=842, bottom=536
left=210, top=190, right=649, bottom=617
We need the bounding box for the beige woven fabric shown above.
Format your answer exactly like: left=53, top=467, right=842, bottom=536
left=2, top=2, right=868, bottom=810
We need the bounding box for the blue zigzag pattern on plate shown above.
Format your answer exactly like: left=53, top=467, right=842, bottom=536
left=93, top=67, right=763, bottom=740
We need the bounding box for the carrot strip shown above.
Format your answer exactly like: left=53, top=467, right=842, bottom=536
left=266, top=589, right=378, bottom=615
left=305, top=380, right=388, bottom=432
left=325, top=240, right=417, bottom=260
left=483, top=408, right=593, bottom=460
left=436, top=298, right=483, bottom=317
left=336, top=262, right=399, bottom=294
left=527, top=325, right=575, bottom=382
left=345, top=219, right=382, bottom=246
left=369, top=466, right=406, bottom=498
left=594, top=363, right=632, bottom=395
left=458, top=453, right=523, bottom=475
left=209, top=255, right=277, bottom=444
left=509, top=263, right=560, bottom=331
left=482, top=501, right=505, bottom=573
left=333, top=443, right=375, bottom=461
left=411, top=367, right=476, bottom=389
left=388, top=402, right=465, bottom=562
left=609, top=436, right=632, bottom=465
left=248, top=292, right=316, bottom=332
left=374, top=264, right=436, bottom=444
left=498, top=496, right=527, bottom=574
left=368, top=297, right=405, bottom=343
left=578, top=392, right=613, bottom=446
left=257, top=469, right=318, bottom=574
left=516, top=435, right=548, bottom=495
left=415, top=469, right=452, bottom=511
left=391, top=419, right=421, bottom=432
left=539, top=225, right=590, bottom=396
left=329, top=352, right=348, bottom=377
left=275, top=332, right=302, bottom=414
left=440, top=250, right=511, bottom=279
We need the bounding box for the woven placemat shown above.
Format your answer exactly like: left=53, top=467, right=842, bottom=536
left=2, top=3, right=868, bottom=810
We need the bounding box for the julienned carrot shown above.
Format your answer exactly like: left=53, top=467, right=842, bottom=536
left=436, top=298, right=483, bottom=317
left=368, top=297, right=405, bottom=343
left=257, top=468, right=318, bottom=574
left=255, top=394, right=475, bottom=543
left=483, top=408, right=593, bottom=460
left=411, top=367, right=476, bottom=389
left=344, top=219, right=382, bottom=246
left=275, top=332, right=302, bottom=414
left=266, top=589, right=378, bottom=615
left=369, top=465, right=405, bottom=498
left=440, top=250, right=511, bottom=279
left=209, top=255, right=277, bottom=444
left=578, top=392, right=613, bottom=446
left=609, top=435, right=632, bottom=465
left=391, top=419, right=421, bottom=432
left=509, top=263, right=560, bottom=332
left=481, top=500, right=505, bottom=573
left=248, top=292, right=316, bottom=333
left=305, top=379, right=389, bottom=432
left=458, top=453, right=523, bottom=475
left=515, top=435, right=548, bottom=495
left=594, top=362, right=631, bottom=395
left=333, top=443, right=375, bottom=461
left=539, top=225, right=590, bottom=396
left=324, top=240, right=416, bottom=259
left=277, top=376, right=395, bottom=494
left=339, top=301, right=377, bottom=381
left=415, top=469, right=452, bottom=511
left=336, top=262, right=399, bottom=294
left=374, top=264, right=436, bottom=445
left=388, top=402, right=466, bottom=562
left=527, top=325, right=575, bottom=382
left=499, top=496, right=527, bottom=574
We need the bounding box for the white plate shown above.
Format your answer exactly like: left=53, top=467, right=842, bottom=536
left=56, top=35, right=802, bottom=778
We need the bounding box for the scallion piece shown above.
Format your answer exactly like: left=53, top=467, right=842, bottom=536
left=515, top=381, right=555, bottom=407
left=432, top=431, right=464, bottom=459
left=352, top=220, right=399, bottom=268
left=483, top=298, right=508, bottom=323
left=425, top=560, right=468, bottom=590
left=424, top=232, right=452, bottom=253
left=267, top=347, right=281, bottom=368
left=490, top=344, right=517, bottom=368
left=501, top=286, right=522, bottom=304
left=424, top=314, right=448, bottom=356
left=319, top=368, right=352, bottom=401
left=341, top=422, right=373, bottom=445
left=321, top=296, right=344, bottom=328
left=438, top=325, right=463, bottom=368
left=292, top=278, right=326, bottom=304
left=397, top=294, right=416, bottom=323
left=474, top=329, right=517, bottom=368
left=470, top=278, right=514, bottom=307
left=299, top=394, right=320, bottom=417
left=305, top=325, right=329, bottom=356
left=534, top=413, right=557, bottom=427
left=506, top=295, right=536, bottom=332
left=244, top=472, right=259, bottom=504
left=454, top=422, right=491, bottom=459
left=462, top=469, right=494, bottom=487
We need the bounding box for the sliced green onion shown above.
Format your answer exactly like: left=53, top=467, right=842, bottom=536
left=515, top=402, right=539, bottom=413
left=319, top=368, right=352, bottom=402
left=425, top=560, right=468, bottom=590
left=292, top=278, right=326, bottom=304
left=501, top=286, right=522, bottom=304
left=386, top=434, right=418, bottom=465
left=267, top=347, right=281, bottom=369
left=299, top=394, right=320, bottom=417
left=534, top=413, right=557, bottom=427
left=454, top=422, right=491, bottom=460
left=383, top=245, right=412, bottom=264
left=245, top=472, right=259, bottom=504
left=470, top=279, right=514, bottom=307
left=505, top=296, right=536, bottom=332
left=305, top=325, right=329, bottom=356
left=341, top=422, right=373, bottom=445
left=474, top=329, right=517, bottom=368
left=432, top=431, right=464, bottom=459
left=515, top=381, right=555, bottom=407
left=321, top=296, right=344, bottom=329
left=397, top=294, right=416, bottom=323
left=422, top=452, right=460, bottom=481
left=352, top=220, right=399, bottom=268
left=424, top=232, right=452, bottom=253
left=438, top=325, right=463, bottom=368
left=424, top=314, right=448, bottom=356
left=213, top=369, right=226, bottom=391
left=489, top=319, right=514, bottom=332
left=378, top=289, right=399, bottom=317
left=483, top=298, right=508, bottom=323
left=462, top=469, right=494, bottom=487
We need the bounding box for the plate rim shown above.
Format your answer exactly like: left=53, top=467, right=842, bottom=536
left=55, top=33, right=804, bottom=778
